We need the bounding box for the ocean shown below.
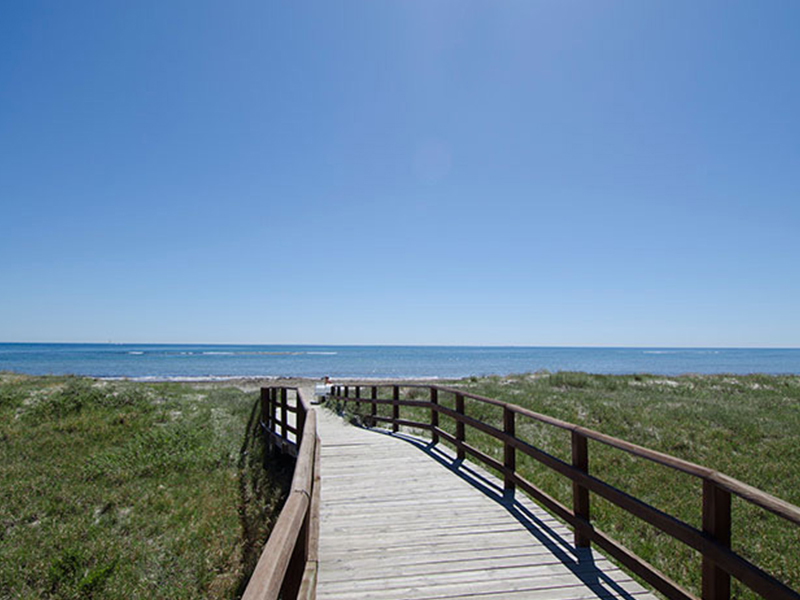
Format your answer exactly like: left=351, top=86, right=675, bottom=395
left=1, top=343, right=799, bottom=380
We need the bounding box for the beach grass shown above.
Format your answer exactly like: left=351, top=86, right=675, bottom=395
left=334, top=372, right=800, bottom=600
left=0, top=373, right=291, bottom=600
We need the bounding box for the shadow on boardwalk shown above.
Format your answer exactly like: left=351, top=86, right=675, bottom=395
left=362, top=424, right=641, bottom=600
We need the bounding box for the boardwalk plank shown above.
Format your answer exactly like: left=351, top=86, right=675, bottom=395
left=315, top=405, right=658, bottom=600
left=319, top=554, right=621, bottom=582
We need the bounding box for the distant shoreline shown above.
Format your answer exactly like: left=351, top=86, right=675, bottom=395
left=3, top=343, right=800, bottom=378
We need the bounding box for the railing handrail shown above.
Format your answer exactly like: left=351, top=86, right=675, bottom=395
left=330, top=382, right=800, bottom=525
left=242, top=387, right=320, bottom=600
left=329, top=382, right=800, bottom=600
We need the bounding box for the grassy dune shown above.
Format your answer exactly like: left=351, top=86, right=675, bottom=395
left=338, top=372, right=800, bottom=600
left=0, top=374, right=290, bottom=600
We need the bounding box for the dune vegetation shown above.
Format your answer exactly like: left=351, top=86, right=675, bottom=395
left=0, top=374, right=290, bottom=600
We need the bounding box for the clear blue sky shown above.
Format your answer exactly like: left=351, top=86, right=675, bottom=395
left=1, top=1, right=798, bottom=347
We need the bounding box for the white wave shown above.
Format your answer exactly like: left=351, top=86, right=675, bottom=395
left=328, top=376, right=443, bottom=381
left=306, top=352, right=338, bottom=355
left=128, top=351, right=144, bottom=355
left=643, top=350, right=721, bottom=355
left=201, top=352, right=235, bottom=355
left=100, top=375, right=281, bottom=382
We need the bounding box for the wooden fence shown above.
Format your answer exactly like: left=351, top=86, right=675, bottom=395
left=241, top=387, right=320, bottom=600
left=329, top=383, right=800, bottom=600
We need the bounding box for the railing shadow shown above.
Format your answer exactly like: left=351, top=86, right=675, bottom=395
left=357, top=422, right=642, bottom=600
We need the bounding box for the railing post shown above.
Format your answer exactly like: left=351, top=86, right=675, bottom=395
left=503, top=407, right=516, bottom=494
left=269, top=388, right=278, bottom=455
left=392, top=385, right=399, bottom=433
left=430, top=388, right=439, bottom=445
left=371, top=386, right=377, bottom=425
left=296, top=390, right=306, bottom=445
left=344, top=385, right=349, bottom=401
left=260, top=388, right=270, bottom=466
left=455, top=393, right=465, bottom=461
left=280, top=388, right=288, bottom=440
left=702, top=480, right=731, bottom=600
left=572, top=431, right=590, bottom=547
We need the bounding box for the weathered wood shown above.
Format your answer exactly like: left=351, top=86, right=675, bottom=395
left=282, top=512, right=308, bottom=598
left=455, top=393, right=465, bottom=461
left=280, top=388, right=288, bottom=438
left=291, top=412, right=316, bottom=495
left=572, top=431, right=590, bottom=548
left=332, top=384, right=712, bottom=485
left=463, top=440, right=506, bottom=474
left=370, top=416, right=431, bottom=430
left=332, top=396, right=429, bottom=408
left=347, top=383, right=800, bottom=523
left=391, top=386, right=399, bottom=433
left=242, top=492, right=309, bottom=600
left=308, top=434, right=321, bottom=562
left=297, top=561, right=317, bottom=600
left=318, top=564, right=642, bottom=595
left=261, top=388, right=270, bottom=465
left=433, top=412, right=716, bottom=563
left=434, top=402, right=507, bottom=443
left=296, top=395, right=306, bottom=446
left=430, top=388, right=439, bottom=445
left=710, top=472, right=800, bottom=527
left=318, top=545, right=603, bottom=575
left=503, top=406, right=515, bottom=494
left=269, top=388, right=278, bottom=454
left=309, top=382, right=800, bottom=600
left=316, top=408, right=658, bottom=600
left=242, top=386, right=319, bottom=600
left=702, top=480, right=731, bottom=600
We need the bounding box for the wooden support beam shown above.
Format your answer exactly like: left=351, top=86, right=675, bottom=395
left=702, top=480, right=731, bottom=600
left=572, top=431, right=591, bottom=548
left=503, top=407, right=515, bottom=494
left=392, top=385, right=400, bottom=433
left=455, top=393, right=465, bottom=461
left=430, top=387, right=439, bottom=445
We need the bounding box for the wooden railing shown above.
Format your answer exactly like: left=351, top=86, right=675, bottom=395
left=328, top=383, right=800, bottom=600
left=242, top=387, right=320, bottom=600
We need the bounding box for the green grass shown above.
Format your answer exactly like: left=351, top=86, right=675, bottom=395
left=0, top=374, right=291, bottom=600
left=334, top=373, right=800, bottom=600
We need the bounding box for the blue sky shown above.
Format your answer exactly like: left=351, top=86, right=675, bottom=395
left=1, top=1, right=798, bottom=346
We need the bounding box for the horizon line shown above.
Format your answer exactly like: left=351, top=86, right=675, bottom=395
left=1, top=341, right=799, bottom=350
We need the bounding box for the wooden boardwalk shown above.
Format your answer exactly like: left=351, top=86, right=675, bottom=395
left=315, top=407, right=659, bottom=600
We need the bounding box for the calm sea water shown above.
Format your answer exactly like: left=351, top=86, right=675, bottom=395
left=1, top=343, right=799, bottom=379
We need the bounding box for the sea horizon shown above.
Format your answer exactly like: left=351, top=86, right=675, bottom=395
left=3, top=341, right=800, bottom=349
left=2, top=342, right=800, bottom=380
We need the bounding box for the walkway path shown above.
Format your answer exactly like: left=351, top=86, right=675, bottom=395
left=313, top=404, right=659, bottom=600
